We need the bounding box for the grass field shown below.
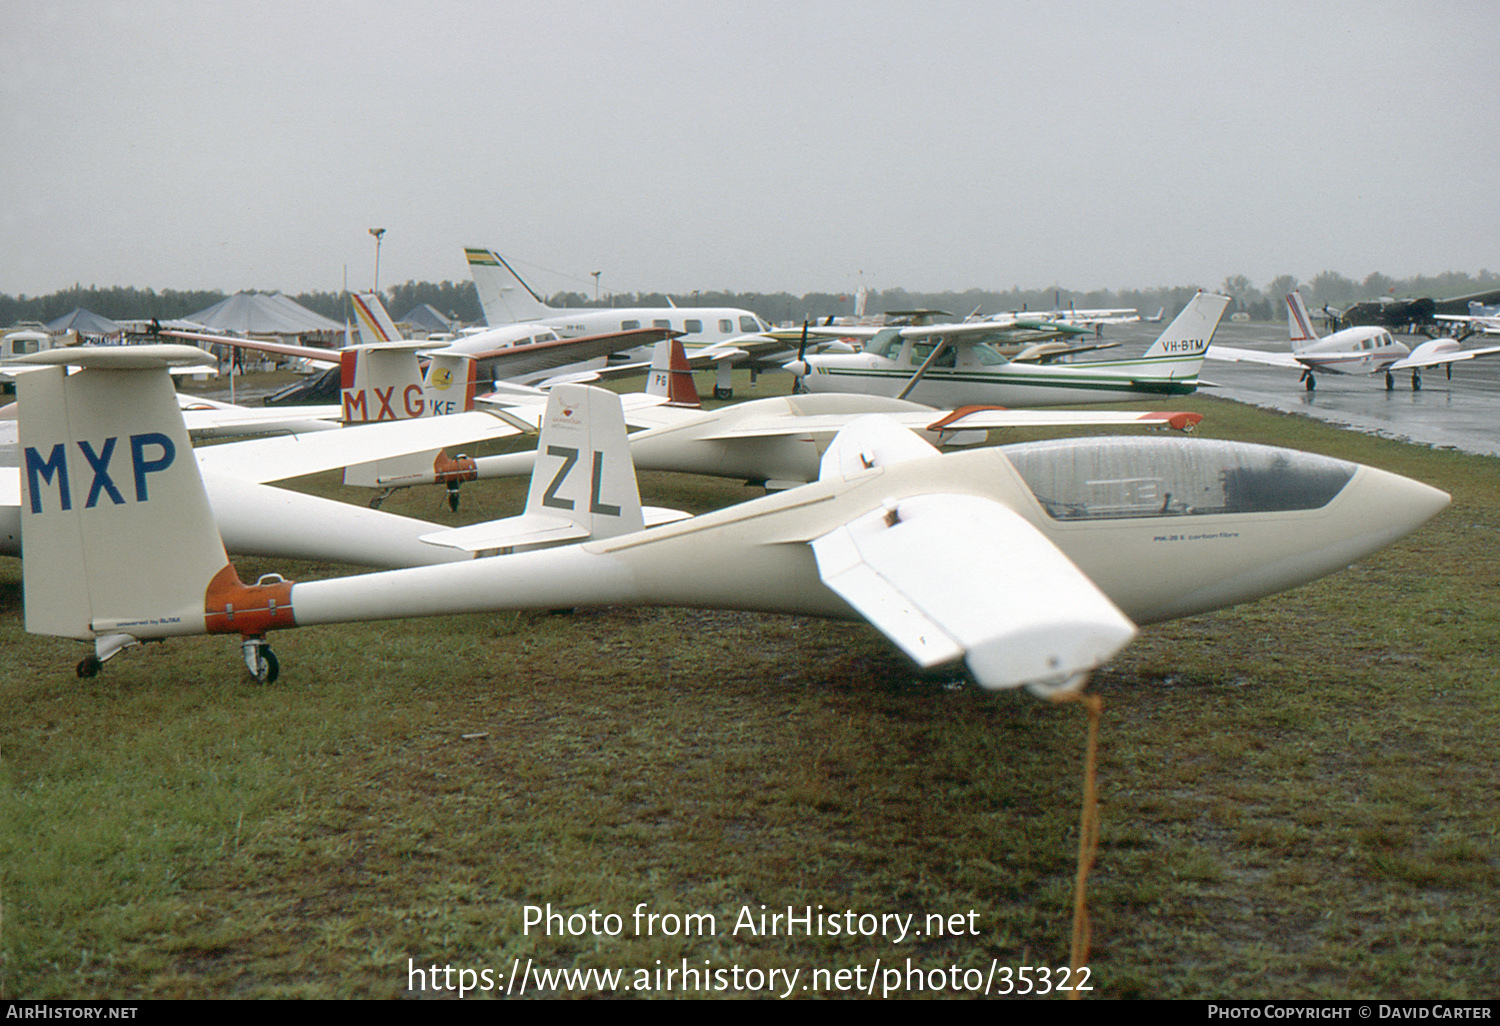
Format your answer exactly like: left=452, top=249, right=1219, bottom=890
left=1, top=375, right=1496, bottom=999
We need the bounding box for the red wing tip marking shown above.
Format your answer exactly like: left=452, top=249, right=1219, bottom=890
left=924, top=404, right=1010, bottom=430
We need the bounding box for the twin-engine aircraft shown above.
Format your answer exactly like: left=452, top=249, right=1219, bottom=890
left=17, top=345, right=1447, bottom=696
left=1208, top=292, right=1500, bottom=391
left=464, top=246, right=801, bottom=397
left=783, top=293, right=1231, bottom=408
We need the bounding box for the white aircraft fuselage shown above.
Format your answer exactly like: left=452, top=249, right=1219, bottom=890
left=283, top=436, right=1445, bottom=633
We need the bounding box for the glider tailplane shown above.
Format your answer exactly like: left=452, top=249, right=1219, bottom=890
left=645, top=337, right=702, bottom=407
left=16, top=347, right=235, bottom=665
left=464, top=246, right=555, bottom=325
left=523, top=383, right=646, bottom=540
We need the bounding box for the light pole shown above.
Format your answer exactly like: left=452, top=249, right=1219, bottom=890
left=591, top=271, right=601, bottom=303
left=369, top=228, right=386, bottom=292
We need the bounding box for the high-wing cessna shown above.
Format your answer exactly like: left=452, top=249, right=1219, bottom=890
left=17, top=346, right=1447, bottom=697
left=1208, top=292, right=1500, bottom=391
left=783, top=293, right=1231, bottom=408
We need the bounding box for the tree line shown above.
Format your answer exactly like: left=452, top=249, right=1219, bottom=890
left=4, top=268, right=1496, bottom=330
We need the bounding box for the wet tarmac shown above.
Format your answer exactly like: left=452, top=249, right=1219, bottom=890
left=1107, top=319, right=1500, bottom=458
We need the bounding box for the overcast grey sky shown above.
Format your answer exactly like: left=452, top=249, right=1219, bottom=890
left=3, top=1, right=1495, bottom=301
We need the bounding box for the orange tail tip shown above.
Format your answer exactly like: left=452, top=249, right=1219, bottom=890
left=204, top=564, right=297, bottom=636
left=433, top=450, right=479, bottom=484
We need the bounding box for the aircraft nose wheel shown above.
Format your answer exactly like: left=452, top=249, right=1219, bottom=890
left=1411, top=369, right=1422, bottom=390
left=241, top=637, right=280, bottom=684
left=1385, top=371, right=1395, bottom=391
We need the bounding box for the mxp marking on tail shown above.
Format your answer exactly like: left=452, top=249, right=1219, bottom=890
left=24, top=433, right=176, bottom=512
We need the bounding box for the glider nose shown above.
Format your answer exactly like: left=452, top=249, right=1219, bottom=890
left=1343, top=465, right=1450, bottom=552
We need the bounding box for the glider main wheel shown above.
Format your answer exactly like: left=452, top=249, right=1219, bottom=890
left=76, top=656, right=102, bottom=679
left=251, top=649, right=280, bottom=685
left=242, top=639, right=280, bottom=684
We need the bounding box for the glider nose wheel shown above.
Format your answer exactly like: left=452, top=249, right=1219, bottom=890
left=241, top=637, right=280, bottom=684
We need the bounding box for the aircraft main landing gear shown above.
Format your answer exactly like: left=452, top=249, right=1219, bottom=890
left=242, top=637, right=280, bottom=684
left=1411, top=369, right=1422, bottom=391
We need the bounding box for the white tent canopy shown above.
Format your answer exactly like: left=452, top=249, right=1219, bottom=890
left=187, top=292, right=342, bottom=335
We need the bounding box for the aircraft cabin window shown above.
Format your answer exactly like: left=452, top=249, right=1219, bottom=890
left=653, top=319, right=672, bottom=330
left=1002, top=437, right=1356, bottom=521
left=683, top=319, right=702, bottom=334
left=972, top=343, right=1006, bottom=365
left=719, top=319, right=733, bottom=333
left=622, top=320, right=641, bottom=330
left=910, top=343, right=957, bottom=368
left=740, top=316, right=762, bottom=333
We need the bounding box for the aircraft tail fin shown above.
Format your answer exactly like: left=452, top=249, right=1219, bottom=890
left=350, top=291, right=405, bottom=344
left=464, top=247, right=555, bottom=325
left=1286, top=291, right=1320, bottom=350
left=339, top=344, right=428, bottom=423
left=645, top=337, right=702, bottom=407
left=1140, top=292, right=1232, bottom=361
left=17, top=346, right=232, bottom=657
left=422, top=353, right=478, bottom=416
left=523, top=383, right=645, bottom=539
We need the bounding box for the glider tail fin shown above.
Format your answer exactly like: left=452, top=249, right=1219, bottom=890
left=523, top=383, right=645, bottom=539
left=1140, top=292, right=1232, bottom=367
left=464, top=246, right=554, bottom=325
left=339, top=345, right=428, bottom=423
left=1286, top=291, right=1320, bottom=351
left=350, top=291, right=404, bottom=345
left=422, top=353, right=478, bottom=416
left=645, top=337, right=702, bottom=407
left=17, top=346, right=233, bottom=661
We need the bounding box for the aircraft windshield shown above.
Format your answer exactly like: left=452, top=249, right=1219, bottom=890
left=1001, top=437, right=1357, bottom=520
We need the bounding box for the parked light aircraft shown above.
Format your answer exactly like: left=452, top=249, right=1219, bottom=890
left=455, top=339, right=1208, bottom=492
left=784, top=293, right=1231, bottom=408
left=1208, top=292, right=1500, bottom=391
left=1436, top=302, right=1500, bottom=336
left=464, top=246, right=796, bottom=396
left=986, top=304, right=1140, bottom=335
left=167, top=311, right=672, bottom=404
left=17, top=347, right=1447, bottom=695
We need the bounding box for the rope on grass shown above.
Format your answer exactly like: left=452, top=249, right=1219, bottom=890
left=1048, top=686, right=1103, bottom=999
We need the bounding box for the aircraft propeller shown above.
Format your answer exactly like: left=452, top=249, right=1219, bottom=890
left=791, top=321, right=810, bottom=394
